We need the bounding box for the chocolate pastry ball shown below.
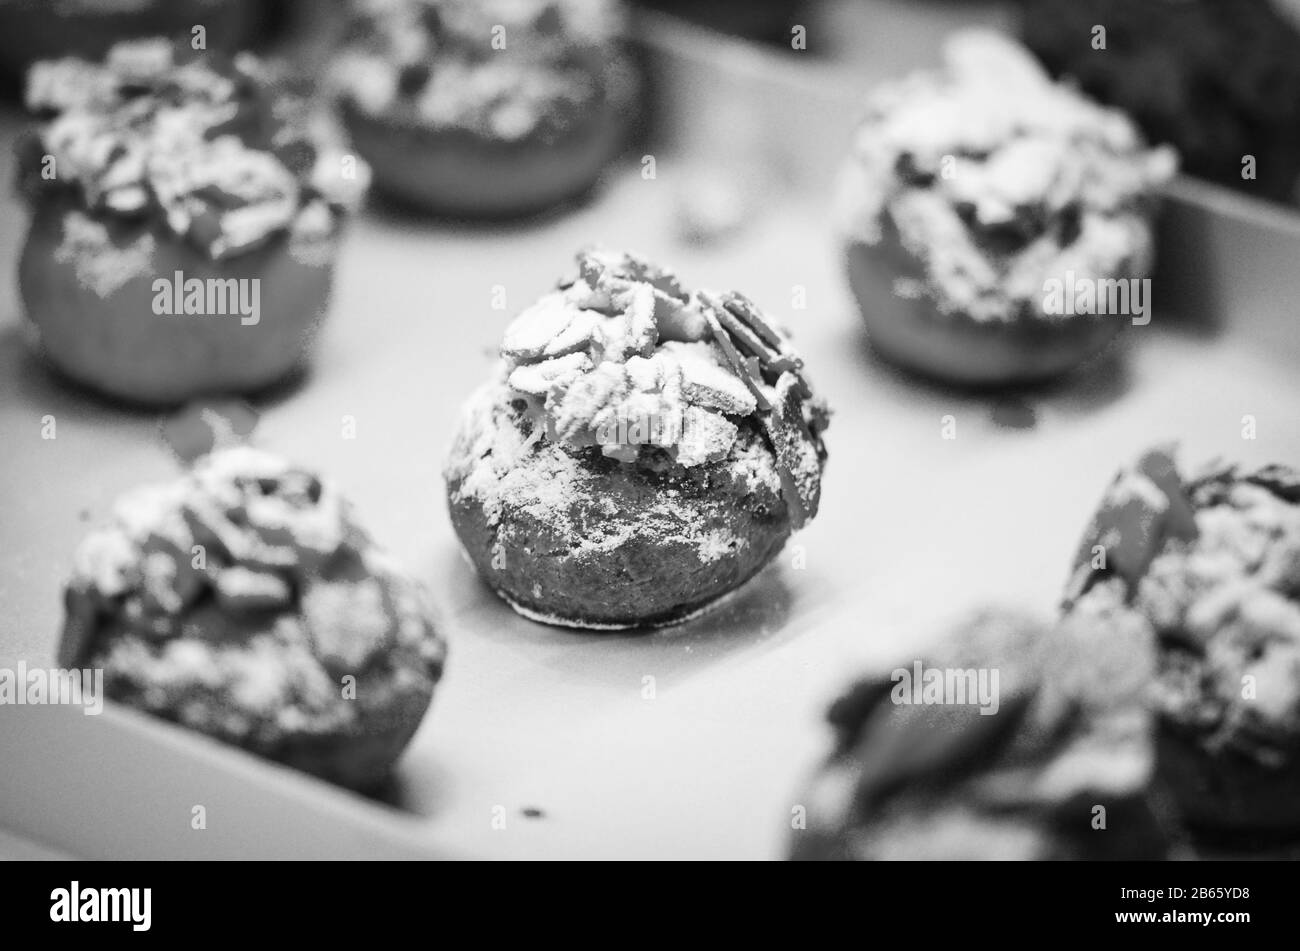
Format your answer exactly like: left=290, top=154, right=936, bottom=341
left=445, top=249, right=830, bottom=629
left=837, top=31, right=1175, bottom=386
left=333, top=0, right=637, bottom=219
left=16, top=40, right=369, bottom=405
left=1065, top=448, right=1300, bottom=840
left=61, top=448, right=447, bottom=790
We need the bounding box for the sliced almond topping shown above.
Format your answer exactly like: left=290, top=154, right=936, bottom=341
left=677, top=405, right=739, bottom=467
left=624, top=353, right=663, bottom=392
left=552, top=361, right=627, bottom=441
left=567, top=280, right=615, bottom=314
left=670, top=341, right=757, bottom=415
left=543, top=310, right=601, bottom=358
left=502, top=293, right=575, bottom=361
left=594, top=285, right=657, bottom=362
left=622, top=282, right=658, bottom=355
left=506, top=352, right=592, bottom=396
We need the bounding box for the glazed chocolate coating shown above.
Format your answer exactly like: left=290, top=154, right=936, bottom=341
left=446, top=388, right=797, bottom=628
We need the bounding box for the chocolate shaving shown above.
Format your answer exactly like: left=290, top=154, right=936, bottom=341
left=722, top=291, right=784, bottom=349
left=760, top=372, right=823, bottom=528
left=700, top=292, right=828, bottom=524
left=807, top=396, right=832, bottom=439
left=702, top=301, right=770, bottom=412
left=713, top=303, right=781, bottom=367
left=768, top=353, right=804, bottom=376
left=719, top=292, right=809, bottom=382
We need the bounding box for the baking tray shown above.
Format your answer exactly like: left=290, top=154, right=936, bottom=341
left=3, top=5, right=1300, bottom=860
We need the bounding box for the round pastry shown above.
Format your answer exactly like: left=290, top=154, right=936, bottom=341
left=791, top=609, right=1174, bottom=861
left=837, top=30, right=1176, bottom=387
left=0, top=0, right=259, bottom=87
left=59, top=446, right=447, bottom=791
left=16, top=39, right=370, bottom=405
left=333, top=0, right=637, bottom=219
left=444, top=249, right=830, bottom=630
left=1022, top=0, right=1300, bottom=204
left=1064, top=448, right=1300, bottom=841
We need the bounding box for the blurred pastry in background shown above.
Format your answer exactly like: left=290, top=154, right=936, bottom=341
left=0, top=0, right=260, bottom=87
left=632, top=0, right=807, bottom=46
left=791, top=609, right=1175, bottom=860
left=1065, top=447, right=1300, bottom=842
left=445, top=249, right=829, bottom=630
left=59, top=447, right=447, bottom=791
left=16, top=39, right=370, bottom=405
left=837, top=30, right=1176, bottom=387
left=1022, top=0, right=1300, bottom=205
left=333, top=0, right=638, bottom=219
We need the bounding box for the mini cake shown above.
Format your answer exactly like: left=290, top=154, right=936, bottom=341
left=444, top=249, right=830, bottom=629
left=333, top=0, right=637, bottom=218
left=60, top=447, right=447, bottom=790
left=0, top=0, right=258, bottom=86
left=1065, top=448, right=1300, bottom=840
left=791, top=610, right=1174, bottom=860
left=837, top=30, right=1177, bottom=386
left=16, top=39, right=370, bottom=405
left=1023, top=0, right=1300, bottom=204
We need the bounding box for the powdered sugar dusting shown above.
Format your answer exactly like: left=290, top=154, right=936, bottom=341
left=445, top=380, right=784, bottom=567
